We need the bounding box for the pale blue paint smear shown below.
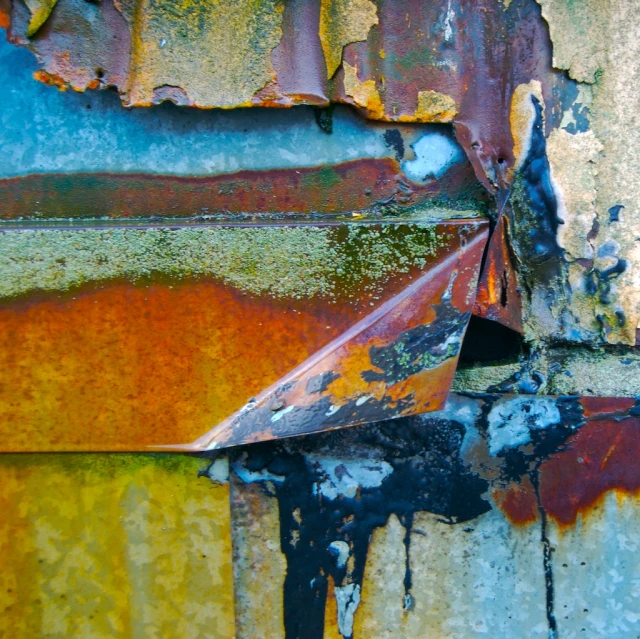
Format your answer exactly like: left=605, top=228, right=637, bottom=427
left=0, top=37, right=393, bottom=178
left=402, top=133, right=465, bottom=182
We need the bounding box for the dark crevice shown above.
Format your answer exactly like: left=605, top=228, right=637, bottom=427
left=458, top=316, right=524, bottom=366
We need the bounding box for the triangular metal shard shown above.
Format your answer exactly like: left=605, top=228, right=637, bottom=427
left=162, top=223, right=488, bottom=451
left=473, top=215, right=523, bottom=333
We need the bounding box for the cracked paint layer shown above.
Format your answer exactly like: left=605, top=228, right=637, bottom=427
left=319, top=0, right=378, bottom=78
left=528, top=0, right=640, bottom=345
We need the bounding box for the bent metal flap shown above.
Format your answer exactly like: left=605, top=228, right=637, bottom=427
left=0, top=218, right=487, bottom=451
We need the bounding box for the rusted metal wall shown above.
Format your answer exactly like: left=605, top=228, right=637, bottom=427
left=2, top=0, right=640, bottom=637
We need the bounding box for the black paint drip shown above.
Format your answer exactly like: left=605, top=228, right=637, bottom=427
left=232, top=413, right=491, bottom=639
left=383, top=129, right=405, bottom=161
left=516, top=95, right=564, bottom=265
left=489, top=395, right=584, bottom=639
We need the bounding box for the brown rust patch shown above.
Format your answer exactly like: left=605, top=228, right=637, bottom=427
left=579, top=396, right=636, bottom=418
left=0, top=157, right=484, bottom=219
left=493, top=476, right=538, bottom=526
left=539, top=416, right=640, bottom=528
left=0, top=160, right=393, bottom=219
left=497, top=404, right=640, bottom=529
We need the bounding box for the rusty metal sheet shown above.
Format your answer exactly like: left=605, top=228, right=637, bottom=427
left=0, top=218, right=486, bottom=451
left=163, top=221, right=487, bottom=451
left=0, top=159, right=482, bottom=220
left=0, top=34, right=488, bottom=221
left=4, top=0, right=574, bottom=180
left=226, top=392, right=640, bottom=639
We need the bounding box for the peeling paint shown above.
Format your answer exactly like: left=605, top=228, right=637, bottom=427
left=319, top=0, right=378, bottom=78
left=121, top=0, right=285, bottom=107
left=24, top=0, right=57, bottom=36
left=341, top=61, right=384, bottom=119
left=407, top=90, right=458, bottom=124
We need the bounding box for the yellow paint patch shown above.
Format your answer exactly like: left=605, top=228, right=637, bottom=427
left=24, top=0, right=58, bottom=37
left=319, top=0, right=378, bottom=78
left=122, top=0, right=284, bottom=107
left=509, top=80, right=544, bottom=171
left=400, top=90, right=458, bottom=123
left=342, top=61, right=384, bottom=119
left=0, top=454, right=234, bottom=639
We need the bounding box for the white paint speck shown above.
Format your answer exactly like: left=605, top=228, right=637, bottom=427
left=328, top=541, right=351, bottom=568
left=205, top=456, right=229, bottom=484
left=335, top=583, right=361, bottom=638
left=271, top=405, right=294, bottom=423
left=307, top=452, right=393, bottom=500
left=444, top=0, right=455, bottom=42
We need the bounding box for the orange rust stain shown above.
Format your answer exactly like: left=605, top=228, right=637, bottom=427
left=396, top=357, right=457, bottom=413
left=538, top=417, right=640, bottom=528
left=32, top=70, right=69, bottom=91
left=493, top=475, right=538, bottom=526
left=323, top=576, right=342, bottom=639
left=0, top=280, right=371, bottom=451
left=473, top=215, right=522, bottom=333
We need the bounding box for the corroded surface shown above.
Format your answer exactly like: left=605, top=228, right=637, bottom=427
left=0, top=453, right=234, bottom=638
left=6, top=0, right=640, bottom=345
left=226, top=393, right=640, bottom=638
left=0, top=34, right=487, bottom=220
left=0, top=218, right=484, bottom=451
left=170, top=221, right=487, bottom=450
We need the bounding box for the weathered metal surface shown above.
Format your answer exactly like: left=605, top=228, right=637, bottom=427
left=0, top=453, right=235, bottom=638
left=473, top=214, right=523, bottom=333
left=0, top=218, right=485, bottom=451
left=226, top=392, right=640, bottom=638
left=3, top=0, right=574, bottom=184
left=164, top=221, right=487, bottom=451
left=6, top=0, right=640, bottom=347
left=0, top=35, right=488, bottom=220
left=4, top=0, right=564, bottom=129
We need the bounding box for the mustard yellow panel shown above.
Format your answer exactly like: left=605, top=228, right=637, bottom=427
left=0, top=454, right=234, bottom=638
